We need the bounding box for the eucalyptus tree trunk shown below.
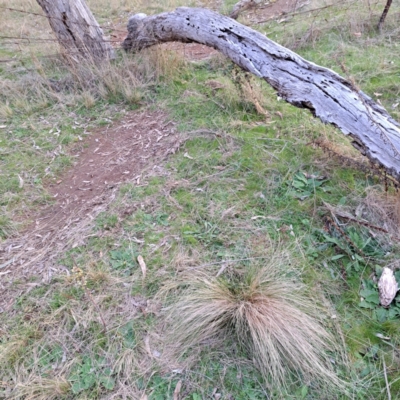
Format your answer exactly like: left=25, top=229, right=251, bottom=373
left=123, top=7, right=400, bottom=182
left=36, top=0, right=114, bottom=60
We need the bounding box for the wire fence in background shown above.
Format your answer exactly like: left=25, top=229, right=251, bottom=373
left=0, top=5, right=128, bottom=33
left=0, top=0, right=395, bottom=59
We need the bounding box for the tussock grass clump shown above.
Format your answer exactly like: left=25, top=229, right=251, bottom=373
left=166, top=258, right=345, bottom=392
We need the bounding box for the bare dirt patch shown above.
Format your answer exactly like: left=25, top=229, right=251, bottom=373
left=161, top=42, right=219, bottom=61
left=246, top=0, right=304, bottom=24
left=45, top=111, right=179, bottom=219
left=111, top=25, right=219, bottom=61
left=0, top=110, right=185, bottom=309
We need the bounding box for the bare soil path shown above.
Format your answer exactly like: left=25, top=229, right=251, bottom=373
left=0, top=111, right=183, bottom=310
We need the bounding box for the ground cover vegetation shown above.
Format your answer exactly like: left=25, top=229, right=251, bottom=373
left=1, top=0, right=400, bottom=398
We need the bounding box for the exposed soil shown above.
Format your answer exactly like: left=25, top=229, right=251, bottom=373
left=45, top=111, right=179, bottom=220
left=111, top=26, right=219, bottom=61
left=0, top=111, right=184, bottom=308
left=246, top=0, right=305, bottom=24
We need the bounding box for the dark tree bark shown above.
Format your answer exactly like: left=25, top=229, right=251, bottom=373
left=123, top=7, right=400, bottom=182
left=378, top=0, right=393, bottom=31
left=36, top=0, right=114, bottom=60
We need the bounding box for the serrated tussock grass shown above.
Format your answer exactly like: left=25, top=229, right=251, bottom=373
left=165, top=256, right=346, bottom=392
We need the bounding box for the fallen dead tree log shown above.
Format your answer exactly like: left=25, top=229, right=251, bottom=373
left=123, top=7, right=400, bottom=182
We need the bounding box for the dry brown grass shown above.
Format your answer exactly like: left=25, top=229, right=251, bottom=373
left=164, top=251, right=346, bottom=392
left=363, top=187, right=400, bottom=238
left=325, top=186, right=400, bottom=243
left=0, top=263, right=150, bottom=399
left=12, top=377, right=70, bottom=400
left=0, top=43, right=188, bottom=124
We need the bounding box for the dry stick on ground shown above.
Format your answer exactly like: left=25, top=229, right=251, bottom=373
left=323, top=202, right=400, bottom=241
left=123, top=7, right=400, bottom=181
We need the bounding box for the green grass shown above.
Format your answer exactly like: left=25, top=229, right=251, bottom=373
left=2, top=0, right=400, bottom=398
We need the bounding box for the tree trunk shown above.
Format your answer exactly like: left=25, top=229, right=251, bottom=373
left=123, top=7, right=400, bottom=182
left=377, top=0, right=392, bottom=31
left=36, top=0, right=114, bottom=60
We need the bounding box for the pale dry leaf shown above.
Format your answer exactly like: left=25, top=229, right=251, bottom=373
left=378, top=267, right=399, bottom=307
left=375, top=333, right=391, bottom=340
left=183, top=152, right=193, bottom=159
left=216, top=263, right=228, bottom=277
left=251, top=215, right=267, bottom=220
left=18, top=174, right=24, bottom=188
left=137, top=255, right=147, bottom=279
left=173, top=380, right=182, bottom=400
left=153, top=349, right=161, bottom=358
left=212, top=388, right=222, bottom=399
left=144, top=335, right=152, bottom=358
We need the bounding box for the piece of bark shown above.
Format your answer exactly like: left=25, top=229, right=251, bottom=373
left=123, top=7, right=400, bottom=181
left=36, top=0, right=114, bottom=60
left=378, top=267, right=398, bottom=307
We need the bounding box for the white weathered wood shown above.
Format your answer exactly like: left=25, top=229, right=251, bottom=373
left=123, top=7, right=400, bottom=181
left=36, top=0, right=114, bottom=60
left=378, top=267, right=398, bottom=307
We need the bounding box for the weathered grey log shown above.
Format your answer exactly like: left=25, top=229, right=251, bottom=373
left=36, top=0, right=114, bottom=60
left=123, top=7, right=400, bottom=181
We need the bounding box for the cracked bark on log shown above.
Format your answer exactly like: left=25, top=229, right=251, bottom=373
left=36, top=0, right=114, bottom=60
left=123, top=7, right=400, bottom=181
